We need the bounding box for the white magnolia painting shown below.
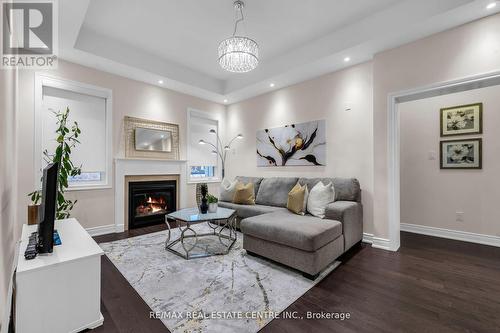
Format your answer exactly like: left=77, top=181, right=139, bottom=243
left=440, top=139, right=482, bottom=169
left=256, top=120, right=326, bottom=167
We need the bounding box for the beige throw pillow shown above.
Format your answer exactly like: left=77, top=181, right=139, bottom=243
left=287, top=183, right=309, bottom=215
left=232, top=182, right=255, bottom=205
left=307, top=181, right=335, bottom=218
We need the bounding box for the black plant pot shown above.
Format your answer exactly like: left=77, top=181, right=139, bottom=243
left=200, top=197, right=209, bottom=214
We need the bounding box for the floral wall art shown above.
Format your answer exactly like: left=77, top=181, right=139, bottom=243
left=440, top=103, right=482, bottom=137
left=439, top=102, right=483, bottom=169
left=256, top=120, right=326, bottom=167
left=440, top=138, right=482, bottom=169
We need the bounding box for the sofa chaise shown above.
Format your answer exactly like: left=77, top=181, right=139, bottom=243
left=219, top=176, right=363, bottom=279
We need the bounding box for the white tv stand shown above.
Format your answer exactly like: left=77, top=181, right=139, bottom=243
left=15, top=218, right=104, bottom=333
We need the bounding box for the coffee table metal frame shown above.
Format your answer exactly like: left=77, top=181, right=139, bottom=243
left=165, top=209, right=237, bottom=260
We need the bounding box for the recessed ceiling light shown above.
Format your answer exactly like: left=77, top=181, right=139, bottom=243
left=223, top=99, right=228, bottom=103
left=269, top=83, right=275, bottom=88
left=486, top=2, right=497, bottom=9
left=158, top=80, right=163, bottom=84
left=344, top=57, right=351, bottom=62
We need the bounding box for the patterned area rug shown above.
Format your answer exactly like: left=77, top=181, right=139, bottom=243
left=100, top=224, right=340, bottom=333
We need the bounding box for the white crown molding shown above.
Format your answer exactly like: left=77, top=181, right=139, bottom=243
left=401, top=223, right=500, bottom=248
left=59, top=48, right=227, bottom=104
left=74, top=26, right=224, bottom=94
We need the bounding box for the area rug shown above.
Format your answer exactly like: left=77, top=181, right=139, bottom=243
left=100, top=224, right=340, bottom=333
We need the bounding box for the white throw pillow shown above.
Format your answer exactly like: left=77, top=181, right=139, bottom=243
left=220, top=178, right=237, bottom=202
left=307, top=181, right=335, bottom=218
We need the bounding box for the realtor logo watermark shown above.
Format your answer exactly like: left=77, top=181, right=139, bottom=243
left=1, top=0, right=58, bottom=69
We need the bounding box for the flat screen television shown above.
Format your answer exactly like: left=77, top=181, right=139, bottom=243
left=36, top=162, right=59, bottom=254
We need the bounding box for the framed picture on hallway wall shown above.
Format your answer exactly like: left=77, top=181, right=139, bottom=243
left=440, top=138, right=482, bottom=169
left=256, top=120, right=326, bottom=167
left=440, top=103, right=483, bottom=137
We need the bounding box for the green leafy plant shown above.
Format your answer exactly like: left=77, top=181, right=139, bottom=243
left=207, top=194, right=218, bottom=204
left=28, top=107, right=82, bottom=219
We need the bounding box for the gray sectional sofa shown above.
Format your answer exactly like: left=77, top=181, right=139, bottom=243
left=219, top=176, right=363, bottom=279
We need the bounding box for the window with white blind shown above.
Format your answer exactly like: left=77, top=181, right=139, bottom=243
left=35, top=75, right=112, bottom=190
left=187, top=109, right=220, bottom=183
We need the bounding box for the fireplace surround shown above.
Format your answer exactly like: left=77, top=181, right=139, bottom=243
left=114, top=158, right=187, bottom=232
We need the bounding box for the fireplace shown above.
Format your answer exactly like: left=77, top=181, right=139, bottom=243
left=128, top=180, right=177, bottom=229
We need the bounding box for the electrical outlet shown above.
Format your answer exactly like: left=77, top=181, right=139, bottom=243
left=456, top=211, right=464, bottom=223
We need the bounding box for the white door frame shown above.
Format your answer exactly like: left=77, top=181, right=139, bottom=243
left=387, top=70, right=500, bottom=252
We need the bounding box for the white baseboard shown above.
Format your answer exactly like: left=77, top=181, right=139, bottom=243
left=401, top=223, right=500, bottom=248
left=85, top=224, right=117, bottom=237
left=362, top=232, right=374, bottom=244
left=362, top=233, right=392, bottom=250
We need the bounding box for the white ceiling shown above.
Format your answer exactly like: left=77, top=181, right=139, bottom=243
left=59, top=0, right=500, bottom=104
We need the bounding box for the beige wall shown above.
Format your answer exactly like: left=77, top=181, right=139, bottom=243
left=0, top=68, right=17, bottom=327
left=225, top=62, right=374, bottom=234
left=400, top=86, right=500, bottom=237
left=17, top=60, right=225, bottom=230
left=373, top=14, right=500, bottom=239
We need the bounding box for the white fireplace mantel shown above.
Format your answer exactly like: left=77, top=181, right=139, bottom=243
left=114, top=158, right=187, bottom=232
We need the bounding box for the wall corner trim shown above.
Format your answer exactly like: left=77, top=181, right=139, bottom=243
left=362, top=233, right=394, bottom=251
left=362, top=232, right=374, bottom=244
left=401, top=223, right=500, bottom=248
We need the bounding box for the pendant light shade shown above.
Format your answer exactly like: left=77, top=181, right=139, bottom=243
left=218, top=1, right=259, bottom=73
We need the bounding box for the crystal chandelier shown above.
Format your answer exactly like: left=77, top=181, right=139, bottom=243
left=218, top=0, right=259, bottom=73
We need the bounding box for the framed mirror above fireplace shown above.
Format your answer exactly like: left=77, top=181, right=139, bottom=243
left=134, top=127, right=173, bottom=152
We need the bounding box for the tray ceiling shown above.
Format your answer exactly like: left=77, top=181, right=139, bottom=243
left=58, top=0, right=498, bottom=103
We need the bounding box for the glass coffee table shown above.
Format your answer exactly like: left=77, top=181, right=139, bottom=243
left=165, top=207, right=237, bottom=259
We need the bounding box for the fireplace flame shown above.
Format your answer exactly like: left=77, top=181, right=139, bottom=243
left=136, top=196, right=167, bottom=216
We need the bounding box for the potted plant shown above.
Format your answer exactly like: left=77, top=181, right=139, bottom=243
left=28, top=107, right=82, bottom=221
left=207, top=194, right=219, bottom=213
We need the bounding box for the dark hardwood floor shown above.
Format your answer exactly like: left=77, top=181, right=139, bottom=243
left=91, top=226, right=500, bottom=333
left=91, top=224, right=169, bottom=333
